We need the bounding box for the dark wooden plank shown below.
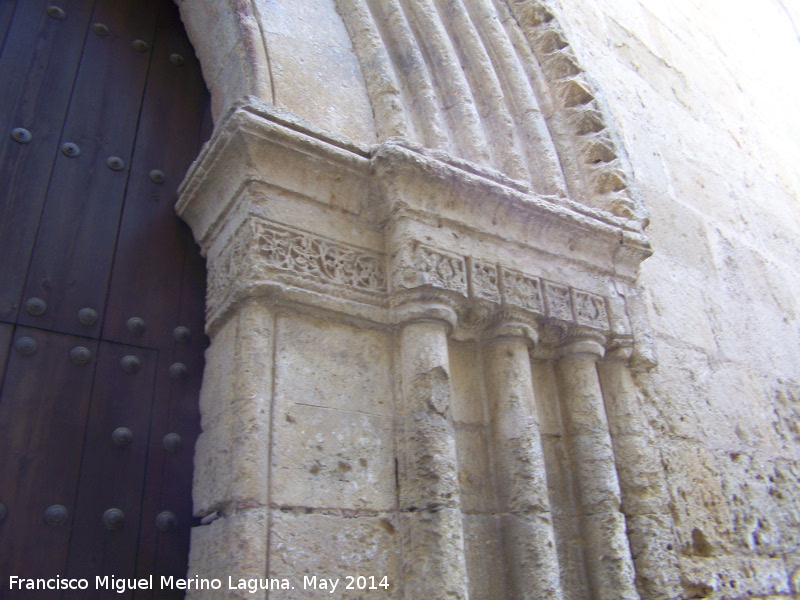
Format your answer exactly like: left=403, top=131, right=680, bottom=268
left=133, top=354, right=180, bottom=600
left=0, top=0, right=95, bottom=322
left=0, top=322, right=12, bottom=390
left=0, top=327, right=98, bottom=591
left=0, top=0, right=18, bottom=53
left=153, top=234, right=207, bottom=593
left=131, top=7, right=209, bottom=593
left=64, top=342, right=157, bottom=599
left=18, top=0, right=160, bottom=337
left=103, top=0, right=210, bottom=351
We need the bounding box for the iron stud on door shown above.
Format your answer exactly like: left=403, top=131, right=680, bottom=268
left=10, top=128, right=32, bottom=143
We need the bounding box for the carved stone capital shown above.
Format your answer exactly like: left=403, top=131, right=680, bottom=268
left=604, top=335, right=635, bottom=363
left=482, top=310, right=540, bottom=347
left=391, top=299, right=458, bottom=332
left=556, top=327, right=607, bottom=360
left=391, top=243, right=468, bottom=297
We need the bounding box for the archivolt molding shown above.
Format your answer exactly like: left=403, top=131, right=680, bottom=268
left=177, top=0, right=645, bottom=223
left=175, top=0, right=272, bottom=120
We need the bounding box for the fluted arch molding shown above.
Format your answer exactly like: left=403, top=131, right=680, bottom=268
left=176, top=0, right=647, bottom=229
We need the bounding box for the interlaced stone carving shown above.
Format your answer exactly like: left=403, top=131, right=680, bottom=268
left=207, top=228, right=249, bottom=318
left=500, top=267, right=545, bottom=314
left=469, top=260, right=500, bottom=302
left=207, top=217, right=387, bottom=320
left=210, top=221, right=611, bottom=333
left=392, top=242, right=610, bottom=332
left=251, top=219, right=386, bottom=293
left=572, top=289, right=609, bottom=329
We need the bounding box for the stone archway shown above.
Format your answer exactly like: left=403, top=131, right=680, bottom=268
left=173, top=2, right=679, bottom=599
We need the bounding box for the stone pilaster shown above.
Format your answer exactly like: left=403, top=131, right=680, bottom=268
left=186, top=298, right=275, bottom=599
left=554, top=331, right=640, bottom=600
left=393, top=301, right=469, bottom=600
left=482, top=317, right=564, bottom=600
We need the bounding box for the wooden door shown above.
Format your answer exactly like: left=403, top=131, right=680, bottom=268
left=0, top=1, right=209, bottom=597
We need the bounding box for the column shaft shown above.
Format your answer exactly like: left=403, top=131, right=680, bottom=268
left=555, top=350, right=640, bottom=600
left=597, top=357, right=682, bottom=600
left=397, top=318, right=468, bottom=600
left=484, top=337, right=564, bottom=600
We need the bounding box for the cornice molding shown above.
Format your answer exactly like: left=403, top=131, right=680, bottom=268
left=177, top=102, right=654, bottom=362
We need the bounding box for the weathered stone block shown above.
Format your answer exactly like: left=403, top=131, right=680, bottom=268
left=397, top=508, right=468, bottom=600
left=462, top=514, right=505, bottom=600
left=449, top=341, right=485, bottom=425
left=454, top=425, right=493, bottom=513
left=269, top=510, right=400, bottom=599
left=193, top=395, right=271, bottom=515
left=186, top=508, right=270, bottom=600
left=274, top=313, right=392, bottom=416
left=270, top=399, right=395, bottom=511
left=626, top=513, right=683, bottom=600
left=678, top=555, right=791, bottom=599
left=580, top=511, right=639, bottom=600
left=396, top=411, right=460, bottom=509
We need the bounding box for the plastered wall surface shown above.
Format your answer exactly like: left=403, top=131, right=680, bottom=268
left=548, top=0, right=800, bottom=595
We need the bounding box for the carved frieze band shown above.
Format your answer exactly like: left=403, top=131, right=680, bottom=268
left=392, top=243, right=610, bottom=331
left=393, top=244, right=468, bottom=296
left=250, top=218, right=386, bottom=292
left=207, top=216, right=387, bottom=318
left=208, top=225, right=608, bottom=332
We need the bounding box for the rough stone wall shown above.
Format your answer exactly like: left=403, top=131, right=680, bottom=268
left=546, top=1, right=800, bottom=597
